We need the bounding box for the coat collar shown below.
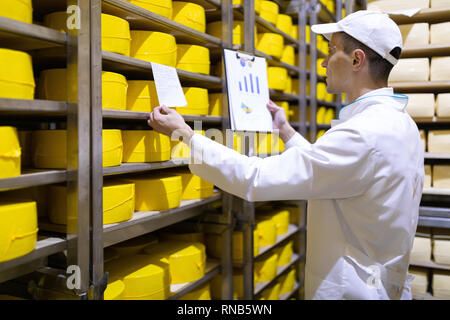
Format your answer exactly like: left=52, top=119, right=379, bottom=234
left=337, top=87, right=409, bottom=122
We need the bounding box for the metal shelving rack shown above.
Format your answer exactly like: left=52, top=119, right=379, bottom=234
left=0, top=0, right=91, bottom=299
left=88, top=0, right=235, bottom=300
left=227, top=0, right=309, bottom=300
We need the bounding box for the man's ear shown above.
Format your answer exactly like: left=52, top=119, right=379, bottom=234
left=352, top=49, right=366, bottom=71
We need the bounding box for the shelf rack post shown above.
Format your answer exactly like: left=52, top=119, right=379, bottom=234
left=90, top=0, right=106, bottom=300
left=65, top=0, right=92, bottom=299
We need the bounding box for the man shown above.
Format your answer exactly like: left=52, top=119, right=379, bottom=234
left=148, top=11, right=424, bottom=300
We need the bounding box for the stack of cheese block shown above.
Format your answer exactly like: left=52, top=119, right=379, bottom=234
left=260, top=268, right=297, bottom=300
left=32, top=129, right=123, bottom=168
left=432, top=227, right=450, bottom=299
left=205, top=229, right=259, bottom=262
left=48, top=180, right=135, bottom=225
left=409, top=266, right=429, bottom=295
left=411, top=227, right=432, bottom=263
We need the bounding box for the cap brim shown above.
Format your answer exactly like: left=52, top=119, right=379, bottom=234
left=311, top=23, right=342, bottom=41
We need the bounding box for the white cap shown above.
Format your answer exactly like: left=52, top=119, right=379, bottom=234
left=311, top=10, right=403, bottom=65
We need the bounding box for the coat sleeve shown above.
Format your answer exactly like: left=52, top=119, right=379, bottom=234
left=188, top=127, right=375, bottom=201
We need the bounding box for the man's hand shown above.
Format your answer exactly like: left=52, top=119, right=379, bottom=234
left=148, top=105, right=194, bottom=141
left=266, top=100, right=296, bottom=143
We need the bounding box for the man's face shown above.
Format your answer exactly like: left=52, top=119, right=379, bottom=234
left=321, top=33, right=353, bottom=94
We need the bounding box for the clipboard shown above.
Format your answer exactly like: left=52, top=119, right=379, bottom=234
left=223, top=49, right=273, bottom=132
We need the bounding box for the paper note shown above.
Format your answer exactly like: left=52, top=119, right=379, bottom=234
left=224, top=49, right=273, bottom=132
left=151, top=62, right=187, bottom=108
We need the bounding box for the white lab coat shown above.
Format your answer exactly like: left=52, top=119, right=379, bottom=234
left=188, top=87, right=424, bottom=300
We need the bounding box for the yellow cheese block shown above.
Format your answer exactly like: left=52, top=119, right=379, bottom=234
left=256, top=33, right=284, bottom=59
left=176, top=45, right=210, bottom=75
left=206, top=21, right=257, bottom=46
left=210, top=270, right=256, bottom=300
left=175, top=87, right=209, bottom=115
left=411, top=236, right=432, bottom=262
left=233, top=131, right=257, bottom=155
left=431, top=57, right=450, bottom=81
left=2, top=186, right=48, bottom=218
left=48, top=181, right=134, bottom=225
left=172, top=2, right=205, bottom=33
left=268, top=67, right=287, bottom=90
left=0, top=0, right=32, bottom=23
left=259, top=1, right=279, bottom=24
left=112, top=233, right=159, bottom=257
left=276, top=14, right=292, bottom=35
left=37, top=68, right=67, bottom=101
left=258, top=209, right=290, bottom=236
left=324, top=108, right=334, bottom=124
left=290, top=25, right=298, bottom=40
left=368, top=0, right=430, bottom=12
left=170, top=130, right=204, bottom=160
left=388, top=58, right=430, bottom=83
left=105, top=254, right=171, bottom=300
left=284, top=75, right=292, bottom=94
left=32, top=130, right=66, bottom=169
left=256, top=218, right=277, bottom=247
left=424, top=165, right=432, bottom=188
left=432, top=165, right=450, bottom=188
left=254, top=252, right=278, bottom=283
left=0, top=127, right=21, bottom=179
left=0, top=48, right=35, bottom=100
left=103, top=130, right=124, bottom=167
left=432, top=271, right=450, bottom=299
left=431, top=0, right=450, bottom=7
left=176, top=170, right=214, bottom=200
left=317, top=58, right=327, bottom=77
left=436, top=94, right=450, bottom=118
left=44, top=12, right=131, bottom=56
left=399, top=23, right=430, bottom=47
left=430, top=22, right=450, bottom=44
left=280, top=45, right=295, bottom=66
left=32, top=129, right=123, bottom=169
left=279, top=268, right=296, bottom=294
left=159, top=232, right=204, bottom=243
left=127, top=80, right=159, bottom=112
left=102, top=72, right=128, bottom=110
left=179, top=282, right=211, bottom=300
left=18, top=130, right=32, bottom=168
left=257, top=132, right=281, bottom=155
left=260, top=282, right=280, bottom=300
left=275, top=240, right=293, bottom=266
left=205, top=229, right=259, bottom=261
left=405, top=94, right=435, bottom=119
left=420, top=129, right=426, bottom=152
left=427, top=130, right=450, bottom=154
left=38, top=69, right=127, bottom=110
left=127, top=0, right=172, bottom=19
left=433, top=239, right=450, bottom=265
left=409, top=268, right=428, bottom=294
left=130, top=31, right=177, bottom=67
left=122, top=130, right=170, bottom=163
left=126, top=174, right=182, bottom=211
left=208, top=93, right=223, bottom=116
left=316, top=82, right=327, bottom=101
left=0, top=200, right=37, bottom=262
left=144, top=241, right=206, bottom=284
left=104, top=280, right=125, bottom=300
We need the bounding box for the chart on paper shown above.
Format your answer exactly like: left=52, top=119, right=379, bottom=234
left=224, top=49, right=272, bottom=131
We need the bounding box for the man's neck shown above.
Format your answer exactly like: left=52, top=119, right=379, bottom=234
left=346, top=82, right=387, bottom=104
